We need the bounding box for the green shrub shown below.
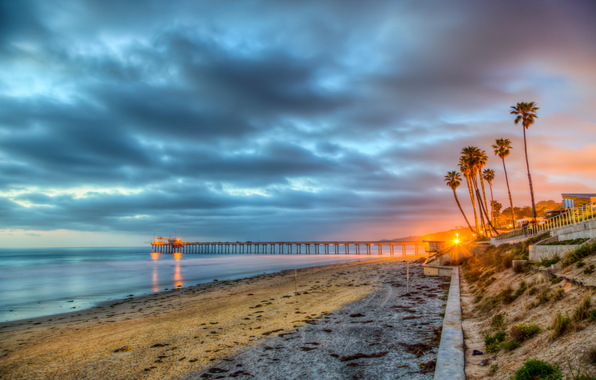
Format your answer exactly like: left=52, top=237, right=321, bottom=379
left=514, top=281, right=528, bottom=297
left=526, top=233, right=552, bottom=245
left=500, top=287, right=517, bottom=304
left=464, top=266, right=483, bottom=283
left=502, top=253, right=515, bottom=269
left=491, top=313, right=506, bottom=331
left=551, top=312, right=571, bottom=340
left=544, top=238, right=589, bottom=246
left=512, top=246, right=529, bottom=260
left=539, top=257, right=560, bottom=267
left=484, top=331, right=506, bottom=353
left=512, top=359, right=562, bottom=380
left=552, top=288, right=564, bottom=301
left=571, top=374, right=596, bottom=380
left=573, top=295, right=592, bottom=322
left=584, top=264, right=595, bottom=275
left=590, top=309, right=596, bottom=321
left=562, top=242, right=596, bottom=266
left=510, top=323, right=541, bottom=342
left=500, top=340, right=521, bottom=351
left=538, top=290, right=551, bottom=304
left=478, top=295, right=502, bottom=314
left=479, top=270, right=494, bottom=281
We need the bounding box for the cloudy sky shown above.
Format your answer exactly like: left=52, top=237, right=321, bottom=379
left=1, top=0, right=595, bottom=247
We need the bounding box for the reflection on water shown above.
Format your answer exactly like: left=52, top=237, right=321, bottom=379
left=152, top=265, right=160, bottom=293
left=151, top=252, right=160, bottom=292
left=150, top=252, right=184, bottom=292
left=0, top=247, right=380, bottom=322
left=174, top=262, right=183, bottom=289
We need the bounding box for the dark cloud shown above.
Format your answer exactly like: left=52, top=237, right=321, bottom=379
left=0, top=0, right=595, bottom=245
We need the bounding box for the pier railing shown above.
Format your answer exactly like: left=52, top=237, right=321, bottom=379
left=495, top=202, right=596, bottom=241
left=151, top=239, right=445, bottom=256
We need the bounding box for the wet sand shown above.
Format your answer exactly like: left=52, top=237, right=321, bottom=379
left=0, top=258, right=447, bottom=380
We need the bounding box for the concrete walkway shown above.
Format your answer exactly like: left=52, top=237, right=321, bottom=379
left=434, top=266, right=465, bottom=380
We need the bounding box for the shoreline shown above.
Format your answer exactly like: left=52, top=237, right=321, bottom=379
left=0, top=252, right=390, bottom=324
left=0, top=257, right=443, bottom=379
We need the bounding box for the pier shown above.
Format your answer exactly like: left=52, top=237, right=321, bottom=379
left=151, top=238, right=444, bottom=256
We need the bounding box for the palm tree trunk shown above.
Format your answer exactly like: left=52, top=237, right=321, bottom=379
left=475, top=187, right=499, bottom=236
left=501, top=157, right=516, bottom=227
left=523, top=126, right=537, bottom=219
left=488, top=183, right=494, bottom=225
left=480, top=176, right=490, bottom=222
left=472, top=172, right=487, bottom=235
left=465, top=174, right=480, bottom=236
left=452, top=188, right=475, bottom=233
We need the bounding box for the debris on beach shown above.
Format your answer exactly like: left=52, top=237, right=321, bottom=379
left=112, top=345, right=134, bottom=353
left=339, top=351, right=389, bottom=361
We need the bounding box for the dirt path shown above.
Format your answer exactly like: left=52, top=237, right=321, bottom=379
left=461, top=275, right=493, bottom=379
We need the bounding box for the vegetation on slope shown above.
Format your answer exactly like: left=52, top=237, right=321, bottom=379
left=461, top=240, right=596, bottom=379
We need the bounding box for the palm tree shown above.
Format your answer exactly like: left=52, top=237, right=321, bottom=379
left=459, top=152, right=480, bottom=235
left=492, top=138, right=516, bottom=227
left=511, top=101, right=540, bottom=219
left=460, top=146, right=498, bottom=236
left=444, top=171, right=475, bottom=233
left=482, top=168, right=496, bottom=225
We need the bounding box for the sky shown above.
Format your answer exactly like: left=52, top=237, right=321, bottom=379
left=1, top=0, right=595, bottom=248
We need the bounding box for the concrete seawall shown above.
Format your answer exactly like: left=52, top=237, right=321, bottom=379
left=434, top=266, right=465, bottom=380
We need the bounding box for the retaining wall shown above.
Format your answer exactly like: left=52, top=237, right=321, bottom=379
left=528, top=244, right=579, bottom=262
left=554, top=219, right=596, bottom=240
left=423, top=265, right=453, bottom=277
left=490, top=235, right=526, bottom=246
left=434, top=266, right=465, bottom=380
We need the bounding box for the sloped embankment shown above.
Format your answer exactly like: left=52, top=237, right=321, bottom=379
left=460, top=239, right=595, bottom=379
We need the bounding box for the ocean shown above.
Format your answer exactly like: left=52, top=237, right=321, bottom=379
left=0, top=247, right=384, bottom=322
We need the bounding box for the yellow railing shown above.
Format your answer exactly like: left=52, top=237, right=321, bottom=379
left=495, top=202, right=596, bottom=241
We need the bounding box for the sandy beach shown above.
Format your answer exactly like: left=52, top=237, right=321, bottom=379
left=0, top=258, right=448, bottom=379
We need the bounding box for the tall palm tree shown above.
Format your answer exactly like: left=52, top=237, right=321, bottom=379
left=492, top=138, right=516, bottom=227
left=511, top=101, right=540, bottom=219
left=482, top=168, right=495, bottom=225
left=444, top=171, right=475, bottom=233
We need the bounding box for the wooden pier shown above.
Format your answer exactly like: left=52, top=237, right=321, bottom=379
left=151, top=238, right=444, bottom=256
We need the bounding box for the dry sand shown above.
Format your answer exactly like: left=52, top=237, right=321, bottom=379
left=0, top=258, right=448, bottom=380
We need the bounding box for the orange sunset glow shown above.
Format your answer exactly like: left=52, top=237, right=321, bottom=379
left=0, top=1, right=594, bottom=248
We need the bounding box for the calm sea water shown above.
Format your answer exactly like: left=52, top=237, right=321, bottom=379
left=0, top=247, right=383, bottom=322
